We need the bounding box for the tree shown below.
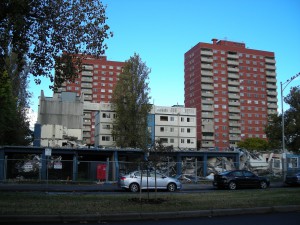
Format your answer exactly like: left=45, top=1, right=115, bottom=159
left=0, top=53, right=33, bottom=145
left=284, top=86, right=300, bottom=152
left=112, top=53, right=152, bottom=150
left=0, top=0, right=112, bottom=87
left=265, top=86, right=300, bottom=153
left=265, top=113, right=282, bottom=150
left=237, top=138, right=269, bottom=151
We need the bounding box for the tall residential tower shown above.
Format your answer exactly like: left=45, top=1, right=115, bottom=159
left=184, top=39, right=277, bottom=150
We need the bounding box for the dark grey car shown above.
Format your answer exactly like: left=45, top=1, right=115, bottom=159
left=213, top=170, right=270, bottom=190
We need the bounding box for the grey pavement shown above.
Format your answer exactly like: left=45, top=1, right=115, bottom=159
left=0, top=181, right=299, bottom=224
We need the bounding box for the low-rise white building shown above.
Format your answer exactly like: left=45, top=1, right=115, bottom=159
left=95, top=104, right=197, bottom=150
left=151, top=105, right=197, bottom=150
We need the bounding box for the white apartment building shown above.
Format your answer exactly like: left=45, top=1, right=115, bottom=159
left=95, top=104, right=197, bottom=150
left=151, top=105, right=197, bottom=150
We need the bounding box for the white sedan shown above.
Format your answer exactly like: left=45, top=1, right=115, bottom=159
left=119, top=170, right=182, bottom=192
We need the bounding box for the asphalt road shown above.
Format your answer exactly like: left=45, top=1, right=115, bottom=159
left=17, top=212, right=300, bottom=225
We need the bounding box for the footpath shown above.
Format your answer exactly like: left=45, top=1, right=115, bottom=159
left=0, top=182, right=299, bottom=223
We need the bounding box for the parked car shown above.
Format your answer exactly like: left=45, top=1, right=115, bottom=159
left=213, top=170, right=270, bottom=190
left=119, top=170, right=182, bottom=192
left=285, top=172, right=300, bottom=186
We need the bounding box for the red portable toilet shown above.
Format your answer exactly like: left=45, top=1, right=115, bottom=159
left=97, top=164, right=107, bottom=181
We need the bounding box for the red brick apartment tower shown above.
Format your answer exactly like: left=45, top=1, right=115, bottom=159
left=184, top=39, right=277, bottom=150
left=55, top=56, right=124, bottom=145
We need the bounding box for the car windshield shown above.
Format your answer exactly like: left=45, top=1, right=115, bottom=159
left=219, top=171, right=230, bottom=175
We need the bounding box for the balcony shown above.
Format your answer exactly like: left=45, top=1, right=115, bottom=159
left=227, top=53, right=239, bottom=59
left=81, top=83, right=92, bottom=88
left=229, top=107, right=240, bottom=113
left=202, top=136, right=214, bottom=141
left=201, top=84, right=214, bottom=90
left=268, top=109, right=277, bottom=115
left=201, top=50, right=213, bottom=56
left=82, top=89, right=92, bottom=94
left=201, top=64, right=213, bottom=69
left=229, top=115, right=241, bottom=120
left=267, top=90, right=277, bottom=96
left=227, top=67, right=239, bottom=72
left=81, top=77, right=93, bottom=82
left=229, top=122, right=241, bottom=127
left=201, top=142, right=214, bottom=148
left=82, top=65, right=93, bottom=70
left=201, top=104, right=214, bottom=111
left=229, top=129, right=241, bottom=134
left=201, top=70, right=213, bottom=76
left=228, top=86, right=240, bottom=92
left=266, top=77, right=277, bottom=83
left=228, top=80, right=239, bottom=86
left=266, top=70, right=276, bottom=76
left=201, top=77, right=213, bottom=83
left=201, top=57, right=213, bottom=63
left=228, top=73, right=239, bottom=79
left=265, top=65, right=276, bottom=70
left=202, top=126, right=214, bottom=132
left=227, top=60, right=239, bottom=66
left=229, top=136, right=241, bottom=141
left=228, top=101, right=240, bottom=106
left=201, top=92, right=214, bottom=97
left=82, top=71, right=93, bottom=76
left=202, top=99, right=214, bottom=104
left=267, top=103, right=278, bottom=109
left=201, top=112, right=214, bottom=118
left=267, top=84, right=277, bottom=89
left=228, top=93, right=240, bottom=99
left=267, top=97, right=277, bottom=103
left=265, top=58, right=276, bottom=64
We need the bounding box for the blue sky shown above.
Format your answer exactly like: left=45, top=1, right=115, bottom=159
left=28, top=0, right=300, bottom=123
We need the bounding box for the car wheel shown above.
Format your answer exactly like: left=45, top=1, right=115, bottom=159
left=228, top=181, right=237, bottom=190
left=260, top=181, right=267, bottom=189
left=129, top=183, right=140, bottom=193
left=167, top=183, right=177, bottom=192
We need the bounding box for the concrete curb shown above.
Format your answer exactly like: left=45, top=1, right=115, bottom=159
left=1, top=205, right=299, bottom=223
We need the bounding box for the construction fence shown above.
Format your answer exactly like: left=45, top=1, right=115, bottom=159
left=1, top=156, right=299, bottom=183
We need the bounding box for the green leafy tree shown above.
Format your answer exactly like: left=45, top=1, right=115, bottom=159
left=284, top=86, right=300, bottom=152
left=265, top=86, right=300, bottom=153
left=237, top=138, right=269, bottom=151
left=265, top=114, right=282, bottom=150
left=112, top=53, right=152, bottom=150
left=0, top=53, right=33, bottom=145
left=0, top=0, right=112, bottom=87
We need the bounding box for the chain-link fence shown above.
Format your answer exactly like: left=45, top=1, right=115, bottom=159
left=2, top=155, right=299, bottom=183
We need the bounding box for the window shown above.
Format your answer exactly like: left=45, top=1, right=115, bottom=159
left=160, top=138, right=168, bottom=143
left=181, top=139, right=185, bottom=143
left=170, top=139, right=174, bottom=143
left=170, top=116, right=174, bottom=121
left=102, top=136, right=110, bottom=141
left=187, top=128, right=191, bottom=133
left=181, top=117, right=184, bottom=122
left=160, top=127, right=164, bottom=132
left=160, top=116, right=168, bottom=121
left=102, top=113, right=110, bottom=118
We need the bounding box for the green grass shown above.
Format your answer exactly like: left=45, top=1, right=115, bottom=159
left=1, top=188, right=300, bottom=215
